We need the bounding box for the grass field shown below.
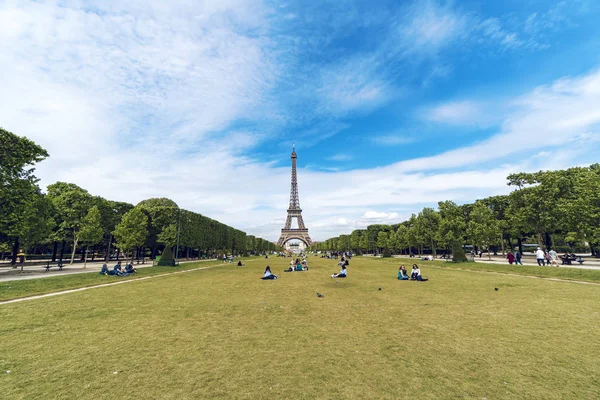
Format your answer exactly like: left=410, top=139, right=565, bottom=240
left=1, top=256, right=599, bottom=399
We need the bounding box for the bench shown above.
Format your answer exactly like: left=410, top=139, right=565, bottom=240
left=560, top=255, right=584, bottom=265
left=44, top=261, right=65, bottom=272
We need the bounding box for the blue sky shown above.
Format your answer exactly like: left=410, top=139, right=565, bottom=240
left=1, top=0, right=600, bottom=241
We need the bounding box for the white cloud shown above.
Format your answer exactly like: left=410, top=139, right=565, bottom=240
left=2, top=1, right=600, bottom=244
left=362, top=211, right=399, bottom=220
left=424, top=100, right=483, bottom=125
left=327, top=154, right=353, bottom=161
left=400, top=0, right=467, bottom=54
left=371, top=135, right=415, bottom=145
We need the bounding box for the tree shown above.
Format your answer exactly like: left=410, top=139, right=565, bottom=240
left=136, top=198, right=179, bottom=259
left=467, top=202, right=500, bottom=260
left=79, top=206, right=103, bottom=267
left=415, top=208, right=441, bottom=257
left=438, top=201, right=465, bottom=256
left=0, top=128, right=49, bottom=263
left=113, top=207, right=149, bottom=264
left=376, top=232, right=389, bottom=255
left=157, top=224, right=177, bottom=248
left=47, top=182, right=93, bottom=264
left=157, top=246, right=175, bottom=266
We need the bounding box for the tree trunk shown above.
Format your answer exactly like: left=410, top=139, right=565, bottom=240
left=517, top=238, right=523, bottom=256
left=431, top=238, right=436, bottom=257
left=151, top=243, right=157, bottom=260
left=105, top=234, right=112, bottom=262
left=500, top=232, right=505, bottom=256
left=537, top=231, right=543, bottom=247
left=51, top=241, right=58, bottom=262
left=131, top=248, right=135, bottom=264
left=70, top=235, right=79, bottom=265
left=116, top=248, right=121, bottom=260
left=59, top=240, right=66, bottom=261
left=544, top=232, right=552, bottom=250
left=11, top=237, right=19, bottom=265
left=84, top=249, right=88, bottom=268
left=80, top=245, right=87, bottom=261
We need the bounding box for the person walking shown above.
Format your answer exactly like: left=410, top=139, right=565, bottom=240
left=507, top=252, right=515, bottom=264
left=536, top=247, right=545, bottom=266
left=549, top=249, right=559, bottom=267
left=514, top=249, right=523, bottom=265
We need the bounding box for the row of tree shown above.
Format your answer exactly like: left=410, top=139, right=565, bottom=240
left=313, top=164, right=600, bottom=258
left=0, top=128, right=277, bottom=264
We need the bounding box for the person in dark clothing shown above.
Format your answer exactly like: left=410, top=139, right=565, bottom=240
left=125, top=263, right=137, bottom=274
left=514, top=250, right=523, bottom=265
left=100, top=264, right=110, bottom=275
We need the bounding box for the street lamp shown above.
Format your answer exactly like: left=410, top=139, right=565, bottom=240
left=175, top=208, right=181, bottom=265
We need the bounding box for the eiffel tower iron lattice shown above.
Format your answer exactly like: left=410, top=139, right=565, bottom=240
left=277, top=146, right=313, bottom=248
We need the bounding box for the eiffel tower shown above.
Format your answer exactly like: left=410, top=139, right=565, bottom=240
left=277, top=146, right=313, bottom=248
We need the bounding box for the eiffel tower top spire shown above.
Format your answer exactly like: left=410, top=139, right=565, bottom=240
left=288, top=145, right=301, bottom=211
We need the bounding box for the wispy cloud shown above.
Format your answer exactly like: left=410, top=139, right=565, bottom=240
left=326, top=154, right=353, bottom=161
left=371, top=135, right=416, bottom=146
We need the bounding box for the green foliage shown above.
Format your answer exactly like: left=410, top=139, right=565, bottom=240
left=113, top=207, right=149, bottom=259
left=157, top=223, right=177, bottom=248
left=47, top=182, right=94, bottom=263
left=467, top=202, right=501, bottom=259
left=157, top=246, right=175, bottom=266
left=0, top=128, right=49, bottom=236
left=79, top=206, right=104, bottom=247
left=376, top=232, right=389, bottom=253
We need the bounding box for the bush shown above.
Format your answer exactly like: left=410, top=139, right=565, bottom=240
left=382, top=248, right=392, bottom=258
left=158, top=246, right=175, bottom=266
left=452, top=246, right=468, bottom=262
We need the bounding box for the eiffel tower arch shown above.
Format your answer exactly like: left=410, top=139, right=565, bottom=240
left=277, top=146, right=313, bottom=248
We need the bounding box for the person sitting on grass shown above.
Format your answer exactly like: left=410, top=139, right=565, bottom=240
left=237, top=261, right=243, bottom=266
left=301, top=259, right=308, bottom=271
left=261, top=266, right=278, bottom=280
left=125, top=263, right=137, bottom=274
left=113, top=261, right=126, bottom=276
left=296, top=259, right=303, bottom=271
left=398, top=265, right=409, bottom=280
left=100, top=263, right=110, bottom=275
left=410, top=264, right=428, bottom=281
left=331, top=265, right=347, bottom=278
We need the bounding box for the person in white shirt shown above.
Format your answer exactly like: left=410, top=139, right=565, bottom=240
left=410, top=264, right=428, bottom=281
left=536, top=247, right=545, bottom=266
left=261, top=266, right=278, bottom=280
left=549, top=249, right=559, bottom=267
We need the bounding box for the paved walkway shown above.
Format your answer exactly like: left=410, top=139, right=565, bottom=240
left=391, top=254, right=600, bottom=270
left=0, top=259, right=218, bottom=282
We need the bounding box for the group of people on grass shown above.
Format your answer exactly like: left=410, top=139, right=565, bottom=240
left=285, top=258, right=309, bottom=272
left=261, top=257, right=429, bottom=282
left=99, top=261, right=137, bottom=276
left=397, top=264, right=428, bottom=281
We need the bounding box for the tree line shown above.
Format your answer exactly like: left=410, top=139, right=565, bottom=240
left=0, top=128, right=276, bottom=264
left=313, top=164, right=600, bottom=258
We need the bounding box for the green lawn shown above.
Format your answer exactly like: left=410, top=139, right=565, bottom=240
left=0, top=260, right=224, bottom=302
left=1, top=256, right=599, bottom=399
